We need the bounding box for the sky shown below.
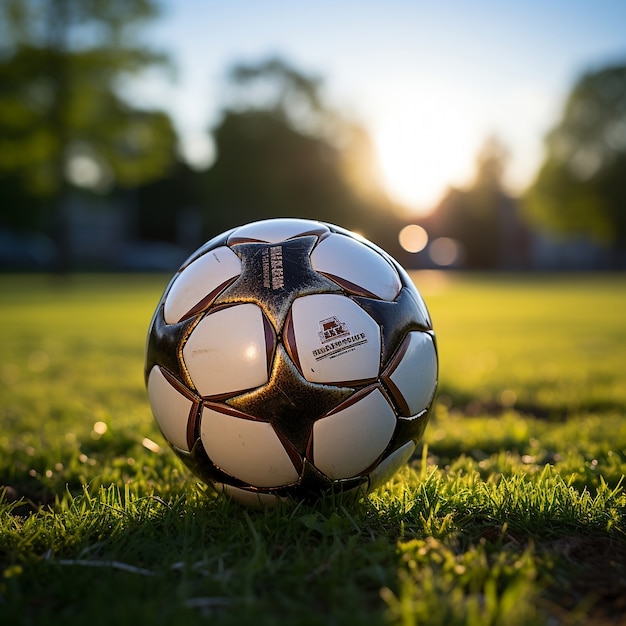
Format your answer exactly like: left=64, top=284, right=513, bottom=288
left=130, top=0, right=626, bottom=215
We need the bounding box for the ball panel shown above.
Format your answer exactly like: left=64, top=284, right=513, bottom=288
left=147, top=365, right=194, bottom=452
left=395, top=264, right=432, bottom=329
left=144, top=305, right=197, bottom=388
left=403, top=281, right=432, bottom=330
left=312, top=387, right=396, bottom=479
left=176, top=230, right=233, bottom=270
left=393, top=410, right=431, bottom=453
left=289, top=294, right=381, bottom=385
left=183, top=304, right=273, bottom=397
left=368, top=440, right=417, bottom=490
left=227, top=218, right=329, bottom=245
left=214, top=483, right=286, bottom=507
left=382, top=331, right=437, bottom=416
left=164, top=246, right=242, bottom=324
left=311, top=234, right=402, bottom=301
left=200, top=406, right=299, bottom=487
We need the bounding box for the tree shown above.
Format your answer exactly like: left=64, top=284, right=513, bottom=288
left=461, top=137, right=510, bottom=267
left=0, top=0, right=177, bottom=268
left=136, top=158, right=202, bottom=245
left=425, top=136, right=529, bottom=269
left=202, top=56, right=400, bottom=251
left=525, top=62, right=626, bottom=258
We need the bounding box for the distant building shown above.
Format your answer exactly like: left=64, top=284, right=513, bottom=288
left=58, top=191, right=193, bottom=271
left=408, top=186, right=616, bottom=271
left=416, top=186, right=532, bottom=270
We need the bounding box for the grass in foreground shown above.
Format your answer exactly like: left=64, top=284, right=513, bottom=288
left=0, top=272, right=625, bottom=626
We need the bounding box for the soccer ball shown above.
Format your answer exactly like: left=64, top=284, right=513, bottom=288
left=145, top=218, right=437, bottom=505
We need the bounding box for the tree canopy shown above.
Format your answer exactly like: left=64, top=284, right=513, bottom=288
left=525, top=62, right=626, bottom=252
left=0, top=0, right=177, bottom=230
left=202, top=56, right=398, bottom=249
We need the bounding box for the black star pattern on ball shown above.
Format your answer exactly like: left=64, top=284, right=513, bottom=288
left=225, top=345, right=354, bottom=456
left=354, top=287, right=433, bottom=368
left=213, top=235, right=342, bottom=331
left=144, top=303, right=198, bottom=388
left=293, top=459, right=367, bottom=500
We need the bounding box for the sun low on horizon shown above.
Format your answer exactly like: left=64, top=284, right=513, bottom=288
left=363, top=78, right=485, bottom=217
left=143, top=0, right=626, bottom=224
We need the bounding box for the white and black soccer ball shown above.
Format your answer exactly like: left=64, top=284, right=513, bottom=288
left=145, top=218, right=437, bottom=505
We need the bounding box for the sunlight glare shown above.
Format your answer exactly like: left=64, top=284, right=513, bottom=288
left=399, top=224, right=428, bottom=253
left=244, top=344, right=259, bottom=362
left=370, top=81, right=479, bottom=214
left=429, top=237, right=462, bottom=266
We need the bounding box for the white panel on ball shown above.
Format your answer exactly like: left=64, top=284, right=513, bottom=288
left=201, top=408, right=299, bottom=487
left=312, top=388, right=396, bottom=479
left=164, top=246, right=242, bottom=324
left=367, top=440, right=417, bottom=490
left=147, top=366, right=192, bottom=451
left=383, top=332, right=437, bottom=416
left=215, top=483, right=285, bottom=507
left=290, top=294, right=381, bottom=384
left=184, top=304, right=270, bottom=397
left=228, top=218, right=329, bottom=244
left=311, top=234, right=402, bottom=301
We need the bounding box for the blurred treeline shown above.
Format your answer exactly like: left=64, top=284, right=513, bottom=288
left=1, top=0, right=625, bottom=271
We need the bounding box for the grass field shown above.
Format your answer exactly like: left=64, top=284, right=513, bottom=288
left=0, top=272, right=625, bottom=625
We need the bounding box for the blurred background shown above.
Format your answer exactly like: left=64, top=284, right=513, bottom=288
left=1, top=0, right=625, bottom=273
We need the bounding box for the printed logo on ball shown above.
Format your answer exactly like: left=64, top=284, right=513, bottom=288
left=312, top=316, right=368, bottom=361
left=261, top=245, right=284, bottom=290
